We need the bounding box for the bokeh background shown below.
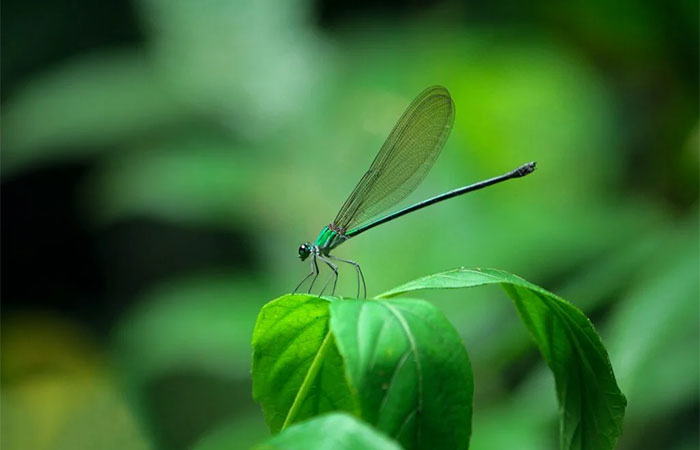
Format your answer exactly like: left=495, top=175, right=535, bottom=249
left=2, top=1, right=698, bottom=449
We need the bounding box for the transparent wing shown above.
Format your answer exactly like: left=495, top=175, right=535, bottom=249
left=333, top=86, right=455, bottom=231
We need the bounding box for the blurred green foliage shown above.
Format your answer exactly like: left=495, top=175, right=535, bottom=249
left=2, top=0, right=697, bottom=449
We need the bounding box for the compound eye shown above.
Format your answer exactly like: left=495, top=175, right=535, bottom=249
left=298, top=243, right=310, bottom=259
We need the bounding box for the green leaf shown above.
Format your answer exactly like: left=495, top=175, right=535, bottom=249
left=254, top=413, right=402, bottom=450
left=251, top=295, right=359, bottom=433
left=330, top=298, right=473, bottom=450
left=378, top=268, right=626, bottom=450
left=253, top=295, right=472, bottom=449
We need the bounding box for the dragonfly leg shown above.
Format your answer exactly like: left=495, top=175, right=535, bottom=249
left=294, top=257, right=317, bottom=294
left=327, top=255, right=366, bottom=299
left=318, top=255, right=338, bottom=296
left=307, top=255, right=320, bottom=293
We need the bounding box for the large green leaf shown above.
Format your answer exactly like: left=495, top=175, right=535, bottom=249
left=330, top=298, right=473, bottom=450
left=252, top=294, right=473, bottom=449
left=254, top=413, right=401, bottom=450
left=251, top=295, right=359, bottom=433
left=378, top=268, right=626, bottom=450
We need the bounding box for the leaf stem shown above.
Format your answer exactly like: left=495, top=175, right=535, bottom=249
left=282, top=329, right=334, bottom=430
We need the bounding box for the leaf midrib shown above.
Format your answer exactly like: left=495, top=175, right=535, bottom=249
left=281, top=329, right=334, bottom=430
left=382, top=302, right=424, bottom=441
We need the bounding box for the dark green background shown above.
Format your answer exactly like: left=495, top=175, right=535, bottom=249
left=2, top=1, right=698, bottom=449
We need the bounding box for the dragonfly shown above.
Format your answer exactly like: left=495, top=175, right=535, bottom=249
left=295, top=86, right=535, bottom=298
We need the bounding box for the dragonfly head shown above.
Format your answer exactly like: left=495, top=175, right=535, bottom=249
left=298, top=242, right=312, bottom=261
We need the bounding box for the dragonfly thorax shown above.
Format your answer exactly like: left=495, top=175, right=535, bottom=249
left=314, top=225, right=349, bottom=253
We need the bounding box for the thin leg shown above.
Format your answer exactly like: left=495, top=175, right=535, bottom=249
left=307, top=255, right=320, bottom=293
left=327, top=255, right=366, bottom=299
left=294, top=257, right=317, bottom=293
left=318, top=255, right=338, bottom=296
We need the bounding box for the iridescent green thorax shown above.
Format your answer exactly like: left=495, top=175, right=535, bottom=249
left=314, top=225, right=348, bottom=254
